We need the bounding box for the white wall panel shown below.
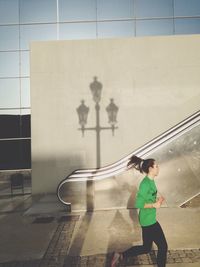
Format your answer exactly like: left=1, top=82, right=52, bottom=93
left=30, top=35, right=200, bottom=193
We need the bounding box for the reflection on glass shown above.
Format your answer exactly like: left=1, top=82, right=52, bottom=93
left=0, top=109, right=20, bottom=139
left=59, top=0, right=96, bottom=22
left=175, top=18, right=200, bottom=34
left=135, top=0, right=173, bottom=18
left=0, top=25, right=19, bottom=51
left=0, top=52, right=19, bottom=77
left=20, top=0, right=56, bottom=23
left=136, top=19, right=173, bottom=36
left=0, top=139, right=31, bottom=170
left=21, top=78, right=30, bottom=108
left=150, top=125, right=200, bottom=206
left=60, top=22, right=96, bottom=40
left=20, top=24, right=57, bottom=50
left=0, top=0, right=19, bottom=24
left=0, top=78, right=20, bottom=108
left=98, top=21, right=134, bottom=38
left=21, top=51, right=30, bottom=77
left=174, top=0, right=200, bottom=17
left=97, top=0, right=134, bottom=20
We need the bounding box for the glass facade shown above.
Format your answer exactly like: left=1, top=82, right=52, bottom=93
left=0, top=0, right=200, bottom=171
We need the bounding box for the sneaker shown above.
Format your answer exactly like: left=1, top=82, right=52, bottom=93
left=111, top=252, right=122, bottom=267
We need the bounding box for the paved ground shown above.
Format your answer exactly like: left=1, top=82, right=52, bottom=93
left=0, top=187, right=200, bottom=267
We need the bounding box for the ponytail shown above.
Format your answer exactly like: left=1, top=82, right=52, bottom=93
left=127, top=155, right=155, bottom=174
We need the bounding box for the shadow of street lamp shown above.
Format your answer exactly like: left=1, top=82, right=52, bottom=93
left=76, top=100, right=89, bottom=137
left=76, top=77, right=119, bottom=168
left=106, top=98, right=119, bottom=136
left=76, top=77, right=119, bottom=211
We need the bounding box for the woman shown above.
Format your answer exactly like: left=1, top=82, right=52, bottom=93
left=111, top=155, right=168, bottom=267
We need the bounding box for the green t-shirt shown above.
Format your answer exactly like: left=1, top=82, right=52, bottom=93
left=135, top=176, right=157, bottom=227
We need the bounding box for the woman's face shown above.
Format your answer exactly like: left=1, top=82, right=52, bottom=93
left=150, top=162, right=160, bottom=176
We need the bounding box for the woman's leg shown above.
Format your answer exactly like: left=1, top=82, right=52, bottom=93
left=152, top=222, right=168, bottom=267
left=122, top=225, right=153, bottom=257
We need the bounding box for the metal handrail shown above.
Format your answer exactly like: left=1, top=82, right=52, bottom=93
left=57, top=110, right=200, bottom=205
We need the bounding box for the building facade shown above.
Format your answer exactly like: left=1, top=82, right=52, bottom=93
left=0, top=0, right=200, bottom=177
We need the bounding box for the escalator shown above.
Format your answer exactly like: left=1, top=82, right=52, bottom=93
left=57, top=110, right=200, bottom=211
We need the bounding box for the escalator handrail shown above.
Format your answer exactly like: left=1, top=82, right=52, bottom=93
left=57, top=110, right=200, bottom=205
left=61, top=110, right=200, bottom=179
left=73, top=110, right=200, bottom=175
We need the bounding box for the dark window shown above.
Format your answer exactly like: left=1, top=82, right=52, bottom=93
left=0, top=114, right=20, bottom=139
left=21, top=114, right=31, bottom=138
left=0, top=139, right=31, bottom=170
left=21, top=139, right=31, bottom=168
left=0, top=114, right=30, bottom=139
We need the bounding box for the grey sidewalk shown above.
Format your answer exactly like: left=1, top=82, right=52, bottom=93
left=0, top=193, right=199, bottom=267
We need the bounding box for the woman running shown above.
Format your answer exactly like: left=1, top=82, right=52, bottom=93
left=111, top=155, right=168, bottom=267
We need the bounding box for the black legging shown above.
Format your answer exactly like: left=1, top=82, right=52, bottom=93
left=123, top=221, right=168, bottom=267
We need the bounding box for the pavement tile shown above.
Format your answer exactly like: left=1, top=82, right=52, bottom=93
left=0, top=193, right=200, bottom=267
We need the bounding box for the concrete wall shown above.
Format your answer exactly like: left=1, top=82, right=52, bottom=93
left=30, top=35, right=200, bottom=194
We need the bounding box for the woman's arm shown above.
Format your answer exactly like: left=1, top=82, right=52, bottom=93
left=144, top=196, right=165, bottom=209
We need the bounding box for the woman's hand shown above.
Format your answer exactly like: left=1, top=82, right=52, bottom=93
left=152, top=200, right=162, bottom=209
left=144, top=196, right=165, bottom=209
left=158, top=196, right=165, bottom=204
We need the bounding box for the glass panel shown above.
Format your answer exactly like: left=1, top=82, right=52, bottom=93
left=20, top=0, right=57, bottom=23
left=0, top=108, right=29, bottom=140
left=0, top=52, right=19, bottom=77
left=0, top=109, right=20, bottom=139
left=21, top=78, right=30, bottom=108
left=21, top=139, right=31, bottom=168
left=97, top=21, right=134, bottom=38
left=20, top=24, right=57, bottom=50
left=60, top=22, right=96, bottom=40
left=174, top=0, right=200, bottom=17
left=175, top=18, right=200, bottom=34
left=0, top=0, right=19, bottom=24
left=0, top=25, right=19, bottom=51
left=0, top=109, right=20, bottom=115
left=59, top=0, right=96, bottom=22
left=0, top=140, right=20, bottom=169
left=97, top=0, right=134, bottom=20
left=0, top=139, right=31, bottom=170
left=59, top=123, right=200, bottom=210
left=149, top=125, right=200, bottom=207
left=21, top=113, right=31, bottom=138
left=20, top=51, right=30, bottom=77
left=136, top=19, right=174, bottom=36
left=0, top=78, right=20, bottom=108
left=135, top=0, right=173, bottom=18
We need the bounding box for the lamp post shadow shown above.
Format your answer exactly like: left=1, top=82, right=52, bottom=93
left=76, top=77, right=119, bottom=211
